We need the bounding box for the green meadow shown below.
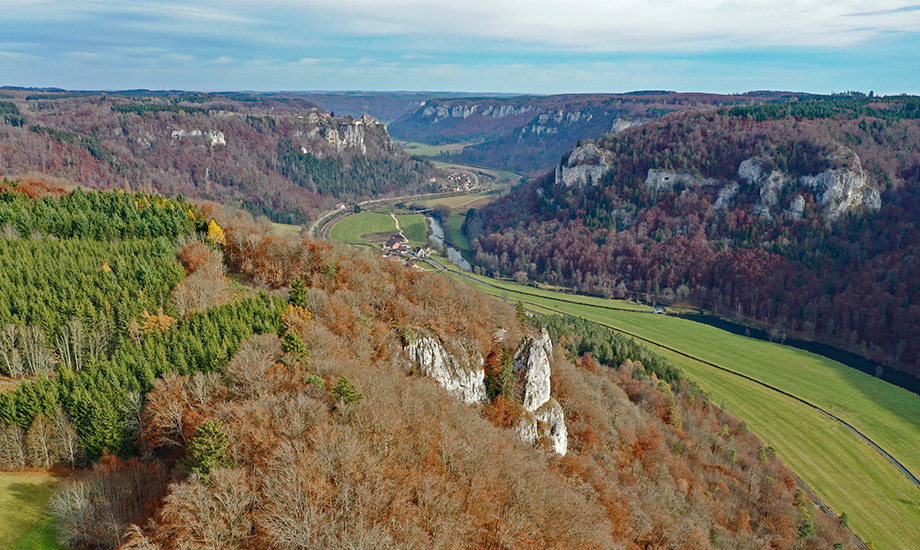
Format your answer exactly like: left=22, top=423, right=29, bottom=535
left=0, top=472, right=63, bottom=549
left=428, top=260, right=920, bottom=549
left=329, top=212, right=428, bottom=247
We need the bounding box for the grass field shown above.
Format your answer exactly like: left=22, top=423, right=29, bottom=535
left=427, top=260, right=920, bottom=549
left=0, top=471, right=63, bottom=549
left=444, top=213, right=471, bottom=250
left=329, top=212, right=428, bottom=247
left=270, top=222, right=304, bottom=238
left=397, top=141, right=472, bottom=156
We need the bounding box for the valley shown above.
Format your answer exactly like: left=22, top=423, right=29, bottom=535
left=418, top=255, right=920, bottom=549
left=319, top=184, right=920, bottom=548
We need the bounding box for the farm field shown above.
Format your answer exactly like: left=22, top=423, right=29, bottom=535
left=426, top=260, right=920, bottom=549
left=0, top=471, right=63, bottom=549
left=329, top=212, right=428, bottom=247
left=397, top=140, right=472, bottom=156
left=270, top=222, right=303, bottom=238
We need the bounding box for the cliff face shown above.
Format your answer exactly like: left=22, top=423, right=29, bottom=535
left=554, top=140, right=881, bottom=222
left=389, top=92, right=771, bottom=175
left=0, top=91, right=436, bottom=224
left=404, top=328, right=567, bottom=455
left=737, top=152, right=881, bottom=221
left=555, top=143, right=611, bottom=188
left=512, top=329, right=567, bottom=455
left=405, top=336, right=487, bottom=405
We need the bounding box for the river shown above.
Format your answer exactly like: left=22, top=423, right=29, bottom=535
left=427, top=216, right=471, bottom=271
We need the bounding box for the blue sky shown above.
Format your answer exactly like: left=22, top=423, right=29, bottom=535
left=1, top=0, right=919, bottom=94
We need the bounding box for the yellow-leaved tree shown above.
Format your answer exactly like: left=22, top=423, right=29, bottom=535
left=206, top=219, right=226, bottom=246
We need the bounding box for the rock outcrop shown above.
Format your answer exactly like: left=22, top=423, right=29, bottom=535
left=511, top=329, right=567, bottom=455
left=321, top=115, right=385, bottom=155
left=801, top=167, right=881, bottom=220
left=515, top=398, right=567, bottom=456
left=555, top=143, right=610, bottom=188
left=645, top=169, right=713, bottom=192
left=404, top=328, right=567, bottom=455
left=611, top=116, right=640, bottom=134
left=738, top=154, right=880, bottom=221
left=170, top=129, right=226, bottom=148
left=405, top=337, right=486, bottom=404
left=513, top=329, right=553, bottom=412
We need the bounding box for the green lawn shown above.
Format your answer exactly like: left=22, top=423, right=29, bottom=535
left=329, top=212, right=428, bottom=247
left=444, top=213, right=471, bottom=251
left=329, top=212, right=398, bottom=245
left=397, top=141, right=470, bottom=156
left=427, top=260, right=920, bottom=549
left=0, top=472, right=63, bottom=549
left=398, top=214, right=428, bottom=245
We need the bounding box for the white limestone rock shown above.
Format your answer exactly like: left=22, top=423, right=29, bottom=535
left=645, top=169, right=712, bottom=192
left=611, top=117, right=640, bottom=134
left=801, top=167, right=880, bottom=220
left=714, top=183, right=739, bottom=210
left=787, top=194, right=805, bottom=221
left=406, top=337, right=486, bottom=404
left=512, top=328, right=553, bottom=413
left=514, top=398, right=567, bottom=456
left=555, top=143, right=610, bottom=188
left=170, top=129, right=226, bottom=148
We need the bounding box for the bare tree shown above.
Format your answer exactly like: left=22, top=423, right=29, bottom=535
left=55, top=317, right=86, bottom=372
left=26, top=413, right=58, bottom=468
left=159, top=468, right=254, bottom=549
left=0, top=324, right=23, bottom=377
left=19, top=325, right=53, bottom=376
left=0, top=422, right=27, bottom=469
left=53, top=407, right=84, bottom=467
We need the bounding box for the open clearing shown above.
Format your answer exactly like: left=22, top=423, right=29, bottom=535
left=397, top=140, right=473, bottom=156
left=270, top=222, right=303, bottom=238
left=329, top=212, right=428, bottom=247
left=425, top=258, right=920, bottom=549
left=0, top=471, right=63, bottom=549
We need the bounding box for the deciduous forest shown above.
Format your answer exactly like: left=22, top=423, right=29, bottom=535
left=0, top=183, right=855, bottom=549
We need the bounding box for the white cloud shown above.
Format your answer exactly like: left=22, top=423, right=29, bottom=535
left=3, top=1, right=918, bottom=51
left=242, top=0, right=920, bottom=50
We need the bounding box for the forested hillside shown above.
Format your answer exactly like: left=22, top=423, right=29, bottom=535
left=388, top=91, right=802, bottom=174
left=0, top=90, right=438, bottom=224
left=465, top=94, right=920, bottom=379
left=0, top=184, right=854, bottom=549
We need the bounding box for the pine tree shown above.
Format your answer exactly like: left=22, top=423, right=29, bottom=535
left=187, top=420, right=230, bottom=479
left=330, top=377, right=362, bottom=405
left=289, top=277, right=308, bottom=308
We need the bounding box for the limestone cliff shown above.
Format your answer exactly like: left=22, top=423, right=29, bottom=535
left=512, top=329, right=567, bottom=455
left=404, top=328, right=567, bottom=455
left=405, top=337, right=486, bottom=405
left=555, top=143, right=610, bottom=188
left=737, top=152, right=880, bottom=221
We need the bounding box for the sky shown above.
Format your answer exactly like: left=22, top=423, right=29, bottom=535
left=1, top=0, right=919, bottom=95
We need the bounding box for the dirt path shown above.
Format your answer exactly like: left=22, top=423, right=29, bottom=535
left=390, top=213, right=406, bottom=240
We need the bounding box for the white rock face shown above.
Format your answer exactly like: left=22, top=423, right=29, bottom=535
left=801, top=168, right=881, bottom=220
left=787, top=194, right=805, bottom=221
left=555, top=143, right=610, bottom=188
left=321, top=116, right=383, bottom=155
left=645, top=169, right=712, bottom=191
left=513, top=328, right=553, bottom=412
left=611, top=117, right=640, bottom=134
left=738, top=155, right=880, bottom=221
left=406, top=337, right=486, bottom=404
left=714, top=183, right=739, bottom=210
left=514, top=399, right=567, bottom=456
left=170, top=129, right=226, bottom=147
